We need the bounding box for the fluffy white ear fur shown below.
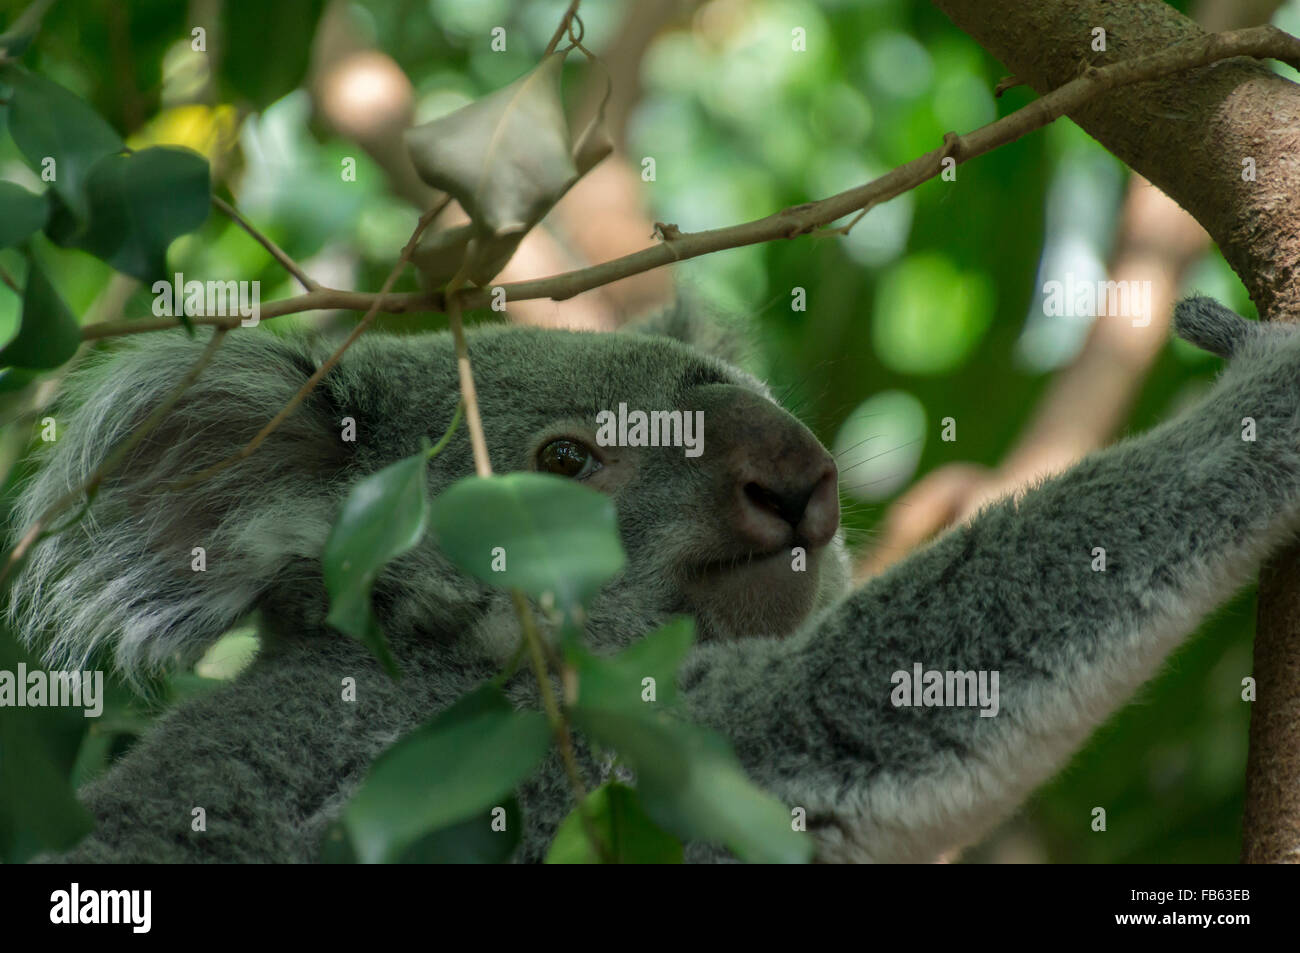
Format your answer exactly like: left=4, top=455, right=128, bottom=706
left=6, top=330, right=343, bottom=681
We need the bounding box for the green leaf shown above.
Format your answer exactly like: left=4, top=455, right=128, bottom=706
left=342, top=684, right=551, bottom=864
left=323, top=448, right=432, bottom=676
left=571, top=708, right=812, bottom=864
left=545, top=782, right=682, bottom=864
left=430, top=472, right=626, bottom=612
left=165, top=673, right=224, bottom=703
left=317, top=819, right=359, bottom=863
left=397, top=797, right=522, bottom=863
left=0, top=368, right=40, bottom=392
left=0, top=181, right=48, bottom=248
left=45, top=146, right=211, bottom=283
left=572, top=618, right=694, bottom=712
left=0, top=254, right=80, bottom=370
left=217, top=0, right=326, bottom=108
left=321, top=800, right=522, bottom=864
left=0, top=65, right=124, bottom=224
left=0, top=623, right=93, bottom=863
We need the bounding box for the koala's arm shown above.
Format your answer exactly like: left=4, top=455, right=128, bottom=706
left=680, top=298, right=1300, bottom=862
left=43, top=634, right=482, bottom=863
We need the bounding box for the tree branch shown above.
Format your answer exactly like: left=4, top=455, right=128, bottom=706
left=82, top=25, right=1300, bottom=343
left=212, top=195, right=319, bottom=292
left=80, top=286, right=432, bottom=339
left=933, top=3, right=1300, bottom=318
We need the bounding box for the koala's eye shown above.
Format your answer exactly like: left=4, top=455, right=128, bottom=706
left=537, top=439, right=601, bottom=479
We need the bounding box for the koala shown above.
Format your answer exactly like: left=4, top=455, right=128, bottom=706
left=6, top=295, right=1294, bottom=863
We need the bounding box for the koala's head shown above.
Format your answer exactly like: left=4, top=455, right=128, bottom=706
left=357, top=316, right=850, bottom=653
left=9, top=310, right=849, bottom=678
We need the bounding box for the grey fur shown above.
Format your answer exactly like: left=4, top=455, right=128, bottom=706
left=8, top=295, right=1297, bottom=862
left=1173, top=294, right=1259, bottom=358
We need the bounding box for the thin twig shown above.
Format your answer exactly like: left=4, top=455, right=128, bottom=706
left=170, top=199, right=449, bottom=492
left=544, top=0, right=582, bottom=55
left=0, top=327, right=230, bottom=589
left=445, top=274, right=492, bottom=478
left=445, top=245, right=604, bottom=857
left=81, top=286, right=434, bottom=339
left=447, top=0, right=606, bottom=856
left=994, top=74, right=1024, bottom=97
left=212, top=195, right=319, bottom=292
left=0, top=265, right=19, bottom=294
left=80, top=25, right=1300, bottom=342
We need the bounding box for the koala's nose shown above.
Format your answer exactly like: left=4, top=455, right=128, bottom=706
left=693, top=384, right=840, bottom=552
left=738, top=464, right=839, bottom=550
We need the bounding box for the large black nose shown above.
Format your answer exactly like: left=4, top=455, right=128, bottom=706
left=693, top=384, right=840, bottom=552
left=745, top=481, right=812, bottom=528
left=741, top=468, right=839, bottom=548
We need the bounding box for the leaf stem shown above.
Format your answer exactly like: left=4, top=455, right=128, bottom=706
left=544, top=0, right=582, bottom=55
left=427, top=401, right=463, bottom=459
left=443, top=248, right=607, bottom=858
left=511, top=589, right=611, bottom=863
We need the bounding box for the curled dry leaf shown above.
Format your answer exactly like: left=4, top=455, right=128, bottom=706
left=572, top=67, right=614, bottom=178
left=405, top=50, right=613, bottom=288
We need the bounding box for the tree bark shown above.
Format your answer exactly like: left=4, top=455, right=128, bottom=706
left=932, top=0, right=1300, bottom=862
left=933, top=0, right=1300, bottom=317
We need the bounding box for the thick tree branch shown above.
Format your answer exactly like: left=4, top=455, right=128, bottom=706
left=933, top=2, right=1300, bottom=318
left=932, top=0, right=1300, bottom=865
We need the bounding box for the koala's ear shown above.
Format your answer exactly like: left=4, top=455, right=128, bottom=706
left=627, top=298, right=757, bottom=369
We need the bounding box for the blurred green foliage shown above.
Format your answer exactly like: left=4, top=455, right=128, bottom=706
left=1, top=0, right=1285, bottom=862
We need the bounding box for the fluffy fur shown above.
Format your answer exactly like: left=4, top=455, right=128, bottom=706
left=8, top=297, right=1295, bottom=862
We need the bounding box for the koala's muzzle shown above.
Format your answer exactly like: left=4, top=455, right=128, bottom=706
left=693, top=384, right=839, bottom=554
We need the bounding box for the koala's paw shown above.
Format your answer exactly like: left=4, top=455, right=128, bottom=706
left=1173, top=296, right=1260, bottom=359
